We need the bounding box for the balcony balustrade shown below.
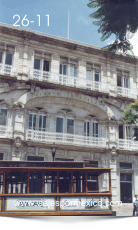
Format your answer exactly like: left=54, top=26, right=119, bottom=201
left=117, top=87, right=137, bottom=99
left=117, top=139, right=138, bottom=151
left=0, top=63, right=18, bottom=77
left=0, top=126, right=13, bottom=139
left=28, top=69, right=109, bottom=94
left=26, top=129, right=106, bottom=148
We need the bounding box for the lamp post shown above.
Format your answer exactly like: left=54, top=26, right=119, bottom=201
left=51, top=143, right=57, bottom=161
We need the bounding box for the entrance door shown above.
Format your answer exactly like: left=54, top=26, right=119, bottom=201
left=120, top=173, right=132, bottom=203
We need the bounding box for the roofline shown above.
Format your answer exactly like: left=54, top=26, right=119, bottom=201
left=0, top=22, right=137, bottom=62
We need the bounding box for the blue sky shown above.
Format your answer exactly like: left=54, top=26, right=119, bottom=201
left=0, top=0, right=138, bottom=55
left=0, top=0, right=109, bottom=48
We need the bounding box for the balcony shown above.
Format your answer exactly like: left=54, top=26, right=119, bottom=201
left=117, top=139, right=138, bottom=151
left=117, top=87, right=137, bottom=99
left=0, top=126, right=13, bottom=139
left=0, top=64, right=18, bottom=77
left=28, top=69, right=109, bottom=94
left=26, top=130, right=106, bottom=149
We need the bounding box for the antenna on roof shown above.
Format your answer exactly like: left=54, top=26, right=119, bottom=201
left=68, top=12, right=69, bottom=39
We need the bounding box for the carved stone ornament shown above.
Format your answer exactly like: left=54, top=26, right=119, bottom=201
left=111, top=146, right=117, bottom=156
left=15, top=137, right=22, bottom=148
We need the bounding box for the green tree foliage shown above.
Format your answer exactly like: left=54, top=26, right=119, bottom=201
left=87, top=0, right=138, bottom=53
left=124, top=100, right=138, bottom=140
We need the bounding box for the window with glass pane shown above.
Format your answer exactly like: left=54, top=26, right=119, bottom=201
left=120, top=173, right=132, bottom=182
left=70, top=66, right=77, bottom=77
left=29, top=113, right=36, bottom=130
left=59, top=171, right=71, bottom=193
left=60, top=64, right=67, bottom=75
left=87, top=173, right=98, bottom=192
left=5, top=171, right=28, bottom=194
left=93, top=122, right=98, bottom=137
left=117, top=75, right=122, bottom=87
left=56, top=117, right=63, bottom=133
left=0, top=172, right=3, bottom=194
left=73, top=172, right=85, bottom=193
left=5, top=53, right=12, bottom=65
left=43, top=60, right=50, bottom=72
left=119, top=124, right=123, bottom=139
left=34, top=59, right=40, bottom=70
left=124, top=77, right=129, bottom=88
left=84, top=121, right=90, bottom=136
left=0, top=52, right=2, bottom=63
left=86, top=70, right=92, bottom=81
left=29, top=171, right=42, bottom=193
left=0, top=108, right=7, bottom=126
left=44, top=171, right=57, bottom=193
left=126, top=126, right=131, bottom=140
left=27, top=156, right=44, bottom=161
left=120, top=162, right=132, bottom=170
left=67, top=119, right=74, bottom=134
left=84, top=161, right=98, bottom=168
left=0, top=153, right=3, bottom=160
left=95, top=72, right=99, bottom=81
left=39, top=114, right=46, bottom=131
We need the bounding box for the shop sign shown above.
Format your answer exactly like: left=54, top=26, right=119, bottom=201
left=59, top=197, right=110, bottom=211
left=5, top=197, right=56, bottom=212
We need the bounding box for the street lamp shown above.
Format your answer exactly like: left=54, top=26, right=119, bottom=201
left=51, top=143, right=57, bottom=161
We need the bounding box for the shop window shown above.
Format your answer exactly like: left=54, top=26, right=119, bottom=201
left=59, top=171, right=71, bottom=193
left=5, top=171, right=28, bottom=194
left=44, top=171, right=57, bottom=193
left=87, top=172, right=98, bottom=192
left=73, top=171, right=85, bottom=193
left=29, top=171, right=42, bottom=193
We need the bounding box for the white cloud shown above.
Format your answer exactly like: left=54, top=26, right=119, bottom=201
left=77, top=14, right=88, bottom=25
left=129, top=30, right=138, bottom=56
left=105, top=31, right=138, bottom=57
left=106, top=38, right=114, bottom=45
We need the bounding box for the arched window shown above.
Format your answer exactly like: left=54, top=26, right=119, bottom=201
left=0, top=104, right=8, bottom=126
left=29, top=111, right=37, bottom=130
left=93, top=120, right=98, bottom=137
left=84, top=119, right=90, bottom=137
left=67, top=113, right=74, bottom=134
left=29, top=110, right=47, bottom=131
left=56, top=112, right=64, bottom=133
left=39, top=112, right=46, bottom=131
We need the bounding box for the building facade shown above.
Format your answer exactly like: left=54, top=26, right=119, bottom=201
left=0, top=23, right=138, bottom=215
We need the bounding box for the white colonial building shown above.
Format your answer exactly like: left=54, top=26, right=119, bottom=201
left=0, top=23, right=138, bottom=215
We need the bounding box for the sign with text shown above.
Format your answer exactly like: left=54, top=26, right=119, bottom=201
left=59, top=197, right=110, bottom=211
left=5, top=197, right=56, bottom=212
